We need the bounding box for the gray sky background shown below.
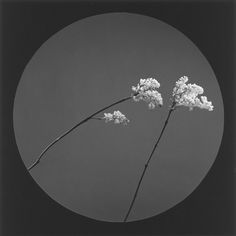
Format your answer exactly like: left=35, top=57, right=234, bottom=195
left=13, top=13, right=224, bottom=222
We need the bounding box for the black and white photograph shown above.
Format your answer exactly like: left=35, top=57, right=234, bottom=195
left=0, top=0, right=235, bottom=235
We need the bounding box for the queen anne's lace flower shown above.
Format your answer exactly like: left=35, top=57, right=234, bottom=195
left=103, top=111, right=130, bottom=125
left=172, top=76, right=214, bottom=111
left=132, top=78, right=163, bottom=109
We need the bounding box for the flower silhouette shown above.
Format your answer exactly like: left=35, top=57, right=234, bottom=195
left=172, top=76, right=213, bottom=111
left=132, top=78, right=163, bottom=109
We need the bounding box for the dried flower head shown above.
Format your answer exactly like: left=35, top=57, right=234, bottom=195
left=103, top=111, right=130, bottom=125
left=172, top=76, right=214, bottom=111
left=132, top=78, right=163, bottom=109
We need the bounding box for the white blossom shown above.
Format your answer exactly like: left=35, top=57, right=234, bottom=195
left=172, top=76, right=214, bottom=111
left=132, top=78, right=163, bottom=109
left=103, top=111, right=130, bottom=125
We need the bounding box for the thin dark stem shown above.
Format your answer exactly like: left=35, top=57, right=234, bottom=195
left=27, top=95, right=133, bottom=171
left=90, top=117, right=103, bottom=120
left=123, top=103, right=175, bottom=222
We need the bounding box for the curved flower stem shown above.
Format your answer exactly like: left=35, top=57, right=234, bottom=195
left=123, top=102, right=176, bottom=222
left=90, top=117, right=103, bottom=120
left=27, top=95, right=133, bottom=171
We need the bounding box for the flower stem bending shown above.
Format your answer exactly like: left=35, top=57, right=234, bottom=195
left=123, top=102, right=175, bottom=222
left=27, top=95, right=133, bottom=172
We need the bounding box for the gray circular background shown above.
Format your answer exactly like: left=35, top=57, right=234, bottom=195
left=13, top=13, right=224, bottom=222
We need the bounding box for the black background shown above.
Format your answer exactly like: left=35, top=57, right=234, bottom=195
left=0, top=1, right=235, bottom=235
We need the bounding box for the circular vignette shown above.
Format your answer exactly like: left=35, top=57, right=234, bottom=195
left=13, top=12, right=224, bottom=222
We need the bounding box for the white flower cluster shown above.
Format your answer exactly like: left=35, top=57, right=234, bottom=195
left=172, top=76, right=214, bottom=111
left=132, top=78, right=163, bottom=109
left=103, top=111, right=130, bottom=125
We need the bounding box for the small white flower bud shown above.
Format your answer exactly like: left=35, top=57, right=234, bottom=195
left=103, top=111, right=130, bottom=125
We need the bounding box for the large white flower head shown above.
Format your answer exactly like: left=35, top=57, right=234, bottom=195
left=132, top=78, right=163, bottom=109
left=172, top=76, right=214, bottom=111
left=103, top=110, right=130, bottom=125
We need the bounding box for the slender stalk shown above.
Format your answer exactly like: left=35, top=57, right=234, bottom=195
left=90, top=117, right=103, bottom=120
left=123, top=103, right=175, bottom=222
left=27, top=95, right=133, bottom=171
